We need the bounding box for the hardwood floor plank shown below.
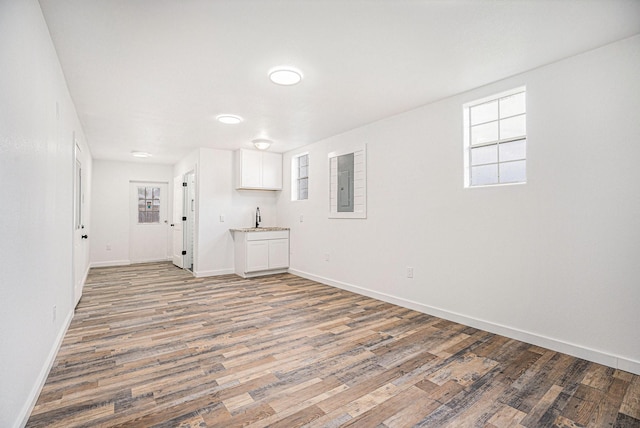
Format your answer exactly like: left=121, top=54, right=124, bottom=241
left=25, top=262, right=640, bottom=427
left=587, top=377, right=630, bottom=427
left=621, top=374, right=640, bottom=420
left=486, top=404, right=527, bottom=428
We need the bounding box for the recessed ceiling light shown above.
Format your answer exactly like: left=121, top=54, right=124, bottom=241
left=216, top=114, right=243, bottom=124
left=252, top=139, right=272, bottom=150
left=269, top=66, right=303, bottom=86
left=131, top=151, right=152, bottom=158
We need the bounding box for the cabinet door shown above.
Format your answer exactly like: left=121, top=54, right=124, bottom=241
left=268, top=239, right=289, bottom=269
left=240, top=149, right=262, bottom=188
left=246, top=241, right=269, bottom=272
left=261, top=152, right=283, bottom=190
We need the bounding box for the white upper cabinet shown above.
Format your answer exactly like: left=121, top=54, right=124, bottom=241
left=235, top=149, right=283, bottom=190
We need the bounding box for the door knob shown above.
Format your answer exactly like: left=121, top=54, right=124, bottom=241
left=81, top=234, right=88, bottom=239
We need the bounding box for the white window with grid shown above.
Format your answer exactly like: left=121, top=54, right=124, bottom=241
left=291, top=153, right=309, bottom=201
left=464, top=87, right=526, bottom=187
left=137, top=186, right=161, bottom=223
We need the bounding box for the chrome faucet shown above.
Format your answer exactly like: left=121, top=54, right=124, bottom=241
left=255, top=207, right=261, bottom=228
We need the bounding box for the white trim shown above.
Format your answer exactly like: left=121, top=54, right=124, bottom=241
left=90, top=260, right=131, bottom=268
left=17, top=310, right=73, bottom=428
left=291, top=152, right=309, bottom=202
left=465, top=85, right=526, bottom=108
left=193, top=268, right=235, bottom=278
left=235, top=269, right=289, bottom=279
left=75, top=263, right=91, bottom=307
left=328, top=144, right=367, bottom=219
left=288, top=268, right=640, bottom=376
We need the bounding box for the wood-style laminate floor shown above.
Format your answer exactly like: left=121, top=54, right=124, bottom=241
left=27, top=262, right=640, bottom=428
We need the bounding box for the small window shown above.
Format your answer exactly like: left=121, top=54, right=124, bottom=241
left=292, top=153, right=309, bottom=201
left=138, top=186, right=160, bottom=223
left=464, top=88, right=526, bottom=187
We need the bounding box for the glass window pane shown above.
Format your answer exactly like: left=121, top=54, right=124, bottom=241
left=153, top=187, right=160, bottom=199
left=138, top=199, right=146, bottom=209
left=299, top=155, right=308, bottom=167
left=151, top=211, right=160, bottom=223
left=300, top=165, right=308, bottom=178
left=500, top=92, right=526, bottom=118
left=138, top=187, right=145, bottom=199
left=500, top=115, right=526, bottom=140
left=499, top=140, right=526, bottom=162
left=299, top=178, right=308, bottom=200
left=500, top=160, right=526, bottom=183
left=471, top=145, right=497, bottom=166
left=470, top=100, right=498, bottom=125
left=471, top=121, right=498, bottom=145
left=471, top=164, right=498, bottom=186
left=138, top=212, right=145, bottom=223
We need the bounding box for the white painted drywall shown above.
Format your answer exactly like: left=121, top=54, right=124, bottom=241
left=90, top=160, right=174, bottom=267
left=277, top=36, right=640, bottom=374
left=174, top=148, right=279, bottom=277
left=0, top=1, right=92, bottom=426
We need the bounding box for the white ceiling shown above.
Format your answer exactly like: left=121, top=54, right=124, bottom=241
left=39, top=0, right=640, bottom=164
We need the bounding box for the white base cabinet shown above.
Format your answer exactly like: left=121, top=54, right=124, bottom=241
left=233, top=229, right=289, bottom=277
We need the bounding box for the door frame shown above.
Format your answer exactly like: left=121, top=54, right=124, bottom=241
left=72, top=138, right=86, bottom=307
left=171, top=170, right=197, bottom=273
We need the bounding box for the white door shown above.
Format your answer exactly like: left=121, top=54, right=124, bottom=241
left=268, top=239, right=289, bottom=269
left=172, top=176, right=185, bottom=268
left=73, top=143, right=86, bottom=306
left=246, top=241, right=269, bottom=272
left=185, top=171, right=196, bottom=271
left=130, top=182, right=169, bottom=263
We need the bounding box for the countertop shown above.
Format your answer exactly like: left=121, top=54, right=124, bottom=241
left=229, top=227, right=290, bottom=232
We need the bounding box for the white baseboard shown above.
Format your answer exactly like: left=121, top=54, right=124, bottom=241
left=194, top=268, right=235, bottom=278
left=90, top=260, right=131, bottom=268
left=17, top=309, right=74, bottom=428
left=289, top=268, right=640, bottom=376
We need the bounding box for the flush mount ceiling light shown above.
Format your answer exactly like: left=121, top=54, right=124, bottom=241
left=131, top=151, right=152, bottom=158
left=216, top=114, right=243, bottom=124
left=268, top=66, right=303, bottom=86
left=252, top=139, right=272, bottom=150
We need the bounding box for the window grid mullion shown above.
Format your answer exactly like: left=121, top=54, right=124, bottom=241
left=471, top=112, right=525, bottom=128
left=497, top=101, right=501, bottom=183
left=469, top=108, right=474, bottom=185
left=471, top=136, right=525, bottom=148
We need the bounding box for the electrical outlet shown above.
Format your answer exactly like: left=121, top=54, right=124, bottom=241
left=406, top=267, right=414, bottom=279
left=52, top=305, right=57, bottom=322
left=219, top=215, right=225, bottom=222
left=300, top=215, right=304, bottom=223
left=324, top=253, right=330, bottom=262
left=106, top=244, right=111, bottom=251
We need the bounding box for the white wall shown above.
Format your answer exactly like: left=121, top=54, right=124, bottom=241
left=90, top=160, right=174, bottom=266
left=277, top=36, right=640, bottom=374
left=174, top=148, right=279, bottom=277
left=0, top=1, right=92, bottom=427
